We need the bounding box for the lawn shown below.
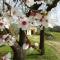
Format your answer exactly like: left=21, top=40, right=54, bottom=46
left=26, top=44, right=59, bottom=60
left=0, top=32, right=60, bottom=60
left=26, top=33, right=60, bottom=60
left=0, top=45, right=13, bottom=59
left=49, top=32, right=60, bottom=41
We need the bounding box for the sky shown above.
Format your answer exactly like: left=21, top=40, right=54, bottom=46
left=48, top=1, right=60, bottom=27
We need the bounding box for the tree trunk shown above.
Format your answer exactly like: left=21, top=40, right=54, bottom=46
left=39, top=26, right=45, bottom=55
left=10, top=28, right=26, bottom=60
left=11, top=42, right=25, bottom=60
left=19, top=28, right=26, bottom=47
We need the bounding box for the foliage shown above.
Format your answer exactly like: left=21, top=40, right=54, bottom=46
left=47, top=26, right=60, bottom=32
left=50, top=32, right=60, bottom=41
left=44, top=32, right=54, bottom=40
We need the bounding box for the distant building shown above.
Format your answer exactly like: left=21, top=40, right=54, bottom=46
left=27, top=26, right=37, bottom=35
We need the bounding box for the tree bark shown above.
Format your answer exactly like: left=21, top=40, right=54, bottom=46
left=10, top=28, right=26, bottom=60
left=39, top=26, right=45, bottom=55
left=11, top=42, right=25, bottom=60
left=47, top=0, right=60, bottom=11
left=19, top=28, right=26, bottom=47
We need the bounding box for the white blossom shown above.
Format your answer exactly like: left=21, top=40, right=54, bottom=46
left=3, top=18, right=10, bottom=29
left=0, top=38, right=5, bottom=46
left=34, top=43, right=39, bottom=47
left=26, top=0, right=35, bottom=7
left=0, top=34, right=16, bottom=46
left=6, top=35, right=16, bottom=46
left=2, top=52, right=12, bottom=60
left=0, top=18, right=5, bottom=30
left=29, top=47, right=34, bottom=51
left=19, top=17, right=29, bottom=30
left=23, top=43, right=29, bottom=50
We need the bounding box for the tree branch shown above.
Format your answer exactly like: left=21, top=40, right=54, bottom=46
left=4, top=2, right=11, bottom=11
left=47, top=0, right=60, bottom=11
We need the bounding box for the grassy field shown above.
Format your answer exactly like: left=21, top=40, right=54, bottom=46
left=48, top=32, right=60, bottom=41
left=0, top=32, right=60, bottom=60
left=26, top=32, right=60, bottom=60
left=0, top=45, right=12, bottom=59
left=26, top=44, right=59, bottom=60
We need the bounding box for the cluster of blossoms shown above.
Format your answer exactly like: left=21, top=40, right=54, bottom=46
left=0, top=16, right=16, bottom=60
left=0, top=34, right=16, bottom=46
left=0, top=17, right=16, bottom=46
left=2, top=52, right=12, bottom=60
left=0, top=17, right=10, bottom=31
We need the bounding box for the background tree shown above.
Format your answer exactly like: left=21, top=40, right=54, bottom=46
left=25, top=0, right=60, bottom=55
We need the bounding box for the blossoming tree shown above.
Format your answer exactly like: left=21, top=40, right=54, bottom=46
left=0, top=0, right=60, bottom=60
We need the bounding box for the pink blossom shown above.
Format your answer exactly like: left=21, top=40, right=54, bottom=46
left=19, top=17, right=29, bottom=30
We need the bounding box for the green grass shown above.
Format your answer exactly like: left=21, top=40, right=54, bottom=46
left=26, top=44, right=59, bottom=60
left=51, top=32, right=60, bottom=41
left=46, top=32, right=60, bottom=41
left=0, top=32, right=60, bottom=60
left=27, top=33, right=60, bottom=60
left=28, top=32, right=60, bottom=42
left=0, top=45, right=12, bottom=59
left=28, top=35, right=40, bottom=43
